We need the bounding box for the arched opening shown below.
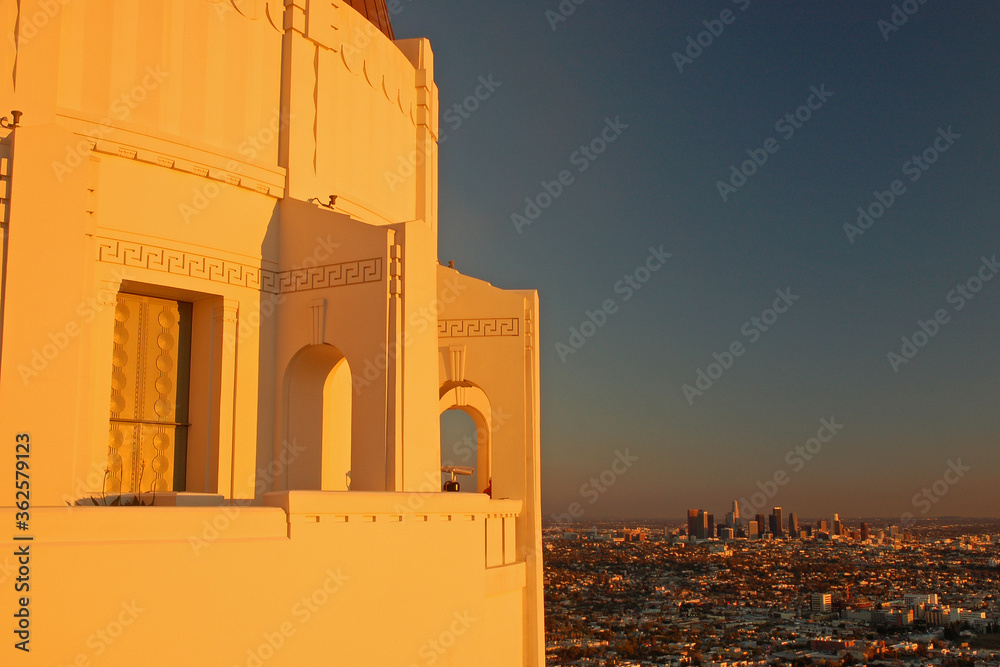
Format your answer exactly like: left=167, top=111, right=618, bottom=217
left=283, top=344, right=352, bottom=491
left=440, top=409, right=482, bottom=492
left=439, top=384, right=492, bottom=494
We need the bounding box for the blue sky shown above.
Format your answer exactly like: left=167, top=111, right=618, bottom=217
left=396, top=1, right=1000, bottom=521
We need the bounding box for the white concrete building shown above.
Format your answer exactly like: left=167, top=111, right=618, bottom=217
left=0, top=1, right=543, bottom=664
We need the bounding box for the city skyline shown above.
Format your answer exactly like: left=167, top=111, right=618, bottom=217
left=683, top=503, right=885, bottom=540
left=402, top=2, right=1000, bottom=520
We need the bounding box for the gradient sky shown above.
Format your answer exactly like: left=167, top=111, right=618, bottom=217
left=395, top=1, right=1000, bottom=521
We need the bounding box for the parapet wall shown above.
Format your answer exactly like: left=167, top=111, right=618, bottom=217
left=0, top=493, right=524, bottom=665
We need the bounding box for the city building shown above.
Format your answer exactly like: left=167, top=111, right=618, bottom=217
left=697, top=509, right=710, bottom=540
left=788, top=512, right=799, bottom=538
left=688, top=509, right=715, bottom=541
left=905, top=593, right=940, bottom=607
left=812, top=592, right=833, bottom=613
left=0, top=1, right=542, bottom=664
left=772, top=506, right=783, bottom=538
left=831, top=513, right=844, bottom=536
left=871, top=609, right=914, bottom=626
left=707, top=543, right=732, bottom=556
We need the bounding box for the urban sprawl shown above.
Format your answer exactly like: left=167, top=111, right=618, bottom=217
left=544, top=512, right=1000, bottom=666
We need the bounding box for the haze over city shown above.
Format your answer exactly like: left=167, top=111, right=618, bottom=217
left=397, top=1, right=1000, bottom=520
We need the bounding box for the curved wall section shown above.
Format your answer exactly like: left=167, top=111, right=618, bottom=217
left=283, top=1, right=438, bottom=227
left=53, top=0, right=284, bottom=166
left=3, top=0, right=437, bottom=229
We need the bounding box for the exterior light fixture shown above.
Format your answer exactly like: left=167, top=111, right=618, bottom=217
left=0, top=110, right=22, bottom=128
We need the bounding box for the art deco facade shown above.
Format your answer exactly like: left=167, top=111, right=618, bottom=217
left=0, top=1, right=543, bottom=664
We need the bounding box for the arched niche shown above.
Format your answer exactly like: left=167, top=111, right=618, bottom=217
left=283, top=344, right=352, bottom=491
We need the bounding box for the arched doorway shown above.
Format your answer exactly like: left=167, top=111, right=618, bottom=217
left=283, top=344, right=352, bottom=491
left=439, top=384, right=492, bottom=493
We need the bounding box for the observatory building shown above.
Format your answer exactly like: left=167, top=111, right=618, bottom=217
left=0, top=1, right=542, bottom=664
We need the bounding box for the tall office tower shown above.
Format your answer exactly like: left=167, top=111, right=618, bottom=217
left=788, top=512, right=799, bottom=538
left=747, top=520, right=760, bottom=539
left=833, top=519, right=843, bottom=536
left=860, top=522, right=870, bottom=540
left=817, top=519, right=828, bottom=532
left=772, top=507, right=784, bottom=538
left=688, top=509, right=698, bottom=540
left=707, top=514, right=715, bottom=538
left=725, top=511, right=735, bottom=528
left=831, top=513, right=839, bottom=529
left=769, top=514, right=778, bottom=538
left=756, top=514, right=767, bottom=537
left=731, top=500, right=740, bottom=526
left=696, top=510, right=710, bottom=540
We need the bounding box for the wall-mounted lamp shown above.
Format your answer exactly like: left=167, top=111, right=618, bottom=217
left=0, top=110, right=22, bottom=129
left=308, top=195, right=338, bottom=209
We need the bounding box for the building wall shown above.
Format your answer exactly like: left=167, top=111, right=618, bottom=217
left=0, top=0, right=541, bottom=664
left=0, top=0, right=446, bottom=502
left=436, top=266, right=544, bottom=665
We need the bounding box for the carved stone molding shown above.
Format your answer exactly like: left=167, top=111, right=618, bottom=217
left=309, top=299, right=326, bottom=345
left=0, top=149, right=10, bottom=226
left=97, top=239, right=271, bottom=291
left=524, top=309, right=534, bottom=350
left=213, top=299, right=240, bottom=325
left=438, top=318, right=520, bottom=338
left=447, top=345, right=466, bottom=383
left=208, top=0, right=284, bottom=32
left=302, top=1, right=418, bottom=125
left=97, top=238, right=383, bottom=295
left=275, top=258, right=382, bottom=293
left=88, top=141, right=280, bottom=199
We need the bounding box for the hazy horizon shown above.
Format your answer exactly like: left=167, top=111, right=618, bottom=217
left=543, top=515, right=1000, bottom=525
